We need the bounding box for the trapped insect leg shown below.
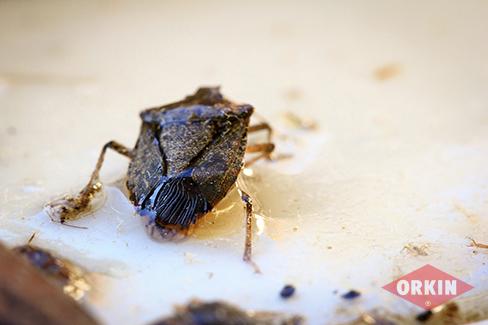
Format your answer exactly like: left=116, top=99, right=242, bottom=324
left=238, top=189, right=261, bottom=273
left=248, top=122, right=273, bottom=142
left=45, top=140, right=132, bottom=223
left=245, top=143, right=275, bottom=167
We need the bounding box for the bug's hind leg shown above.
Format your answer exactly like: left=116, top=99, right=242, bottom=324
left=248, top=122, right=272, bottom=142
left=45, top=141, right=131, bottom=223
left=238, top=189, right=261, bottom=274
left=245, top=143, right=275, bottom=167
left=246, top=122, right=275, bottom=167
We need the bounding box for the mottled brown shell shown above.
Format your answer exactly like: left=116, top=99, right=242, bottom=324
left=127, top=87, right=253, bottom=228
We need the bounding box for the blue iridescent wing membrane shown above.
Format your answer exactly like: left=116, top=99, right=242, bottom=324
left=151, top=177, right=211, bottom=227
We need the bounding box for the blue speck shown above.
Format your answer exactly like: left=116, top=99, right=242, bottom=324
left=341, top=290, right=361, bottom=300
left=280, top=285, right=296, bottom=299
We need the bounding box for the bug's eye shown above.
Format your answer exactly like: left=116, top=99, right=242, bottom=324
left=234, top=104, right=253, bottom=116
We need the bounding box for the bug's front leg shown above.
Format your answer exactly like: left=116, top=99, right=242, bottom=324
left=238, top=189, right=261, bottom=274
left=45, top=140, right=132, bottom=223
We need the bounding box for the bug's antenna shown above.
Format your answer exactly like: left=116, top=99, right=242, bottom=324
left=45, top=210, right=88, bottom=230
left=59, top=222, right=88, bottom=230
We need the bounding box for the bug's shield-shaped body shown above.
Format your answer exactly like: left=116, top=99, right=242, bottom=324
left=127, top=88, right=253, bottom=229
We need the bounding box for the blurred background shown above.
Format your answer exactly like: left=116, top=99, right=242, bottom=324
left=1, top=1, right=488, bottom=324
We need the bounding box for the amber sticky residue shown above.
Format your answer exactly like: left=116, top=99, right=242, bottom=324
left=282, top=111, right=318, bottom=131
left=283, top=87, right=303, bottom=101
left=191, top=187, right=243, bottom=240
left=374, top=63, right=402, bottom=81
left=191, top=181, right=297, bottom=242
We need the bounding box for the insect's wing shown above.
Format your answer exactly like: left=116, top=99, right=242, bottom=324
left=127, top=123, right=166, bottom=206
left=159, top=119, right=216, bottom=176
left=191, top=116, right=249, bottom=206
left=130, top=96, right=253, bottom=228
left=149, top=116, right=247, bottom=227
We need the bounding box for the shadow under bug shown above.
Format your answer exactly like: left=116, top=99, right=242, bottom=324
left=45, top=87, right=275, bottom=272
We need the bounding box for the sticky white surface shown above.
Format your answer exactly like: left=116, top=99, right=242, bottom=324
left=1, top=1, right=488, bottom=324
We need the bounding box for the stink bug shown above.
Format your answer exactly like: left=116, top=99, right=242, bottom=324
left=45, top=87, right=274, bottom=271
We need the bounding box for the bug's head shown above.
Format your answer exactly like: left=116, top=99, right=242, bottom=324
left=234, top=104, right=254, bottom=118
left=191, top=86, right=223, bottom=103
left=191, top=87, right=254, bottom=117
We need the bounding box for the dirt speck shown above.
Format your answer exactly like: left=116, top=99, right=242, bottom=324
left=283, top=88, right=303, bottom=101
left=341, top=290, right=361, bottom=300
left=183, top=252, right=200, bottom=264
left=454, top=203, right=479, bottom=224
left=374, top=63, right=402, bottom=81
left=402, top=243, right=430, bottom=256
left=281, top=111, right=317, bottom=130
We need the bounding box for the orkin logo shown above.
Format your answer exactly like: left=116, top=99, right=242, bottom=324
left=382, top=264, right=473, bottom=310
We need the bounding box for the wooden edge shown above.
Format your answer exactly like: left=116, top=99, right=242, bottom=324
left=0, top=242, right=99, bottom=325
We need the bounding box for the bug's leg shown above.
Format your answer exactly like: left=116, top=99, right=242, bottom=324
left=239, top=190, right=261, bottom=273
left=245, top=143, right=275, bottom=167
left=45, top=141, right=132, bottom=223
left=468, top=237, right=488, bottom=249
left=248, top=122, right=272, bottom=142
left=246, top=122, right=276, bottom=166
